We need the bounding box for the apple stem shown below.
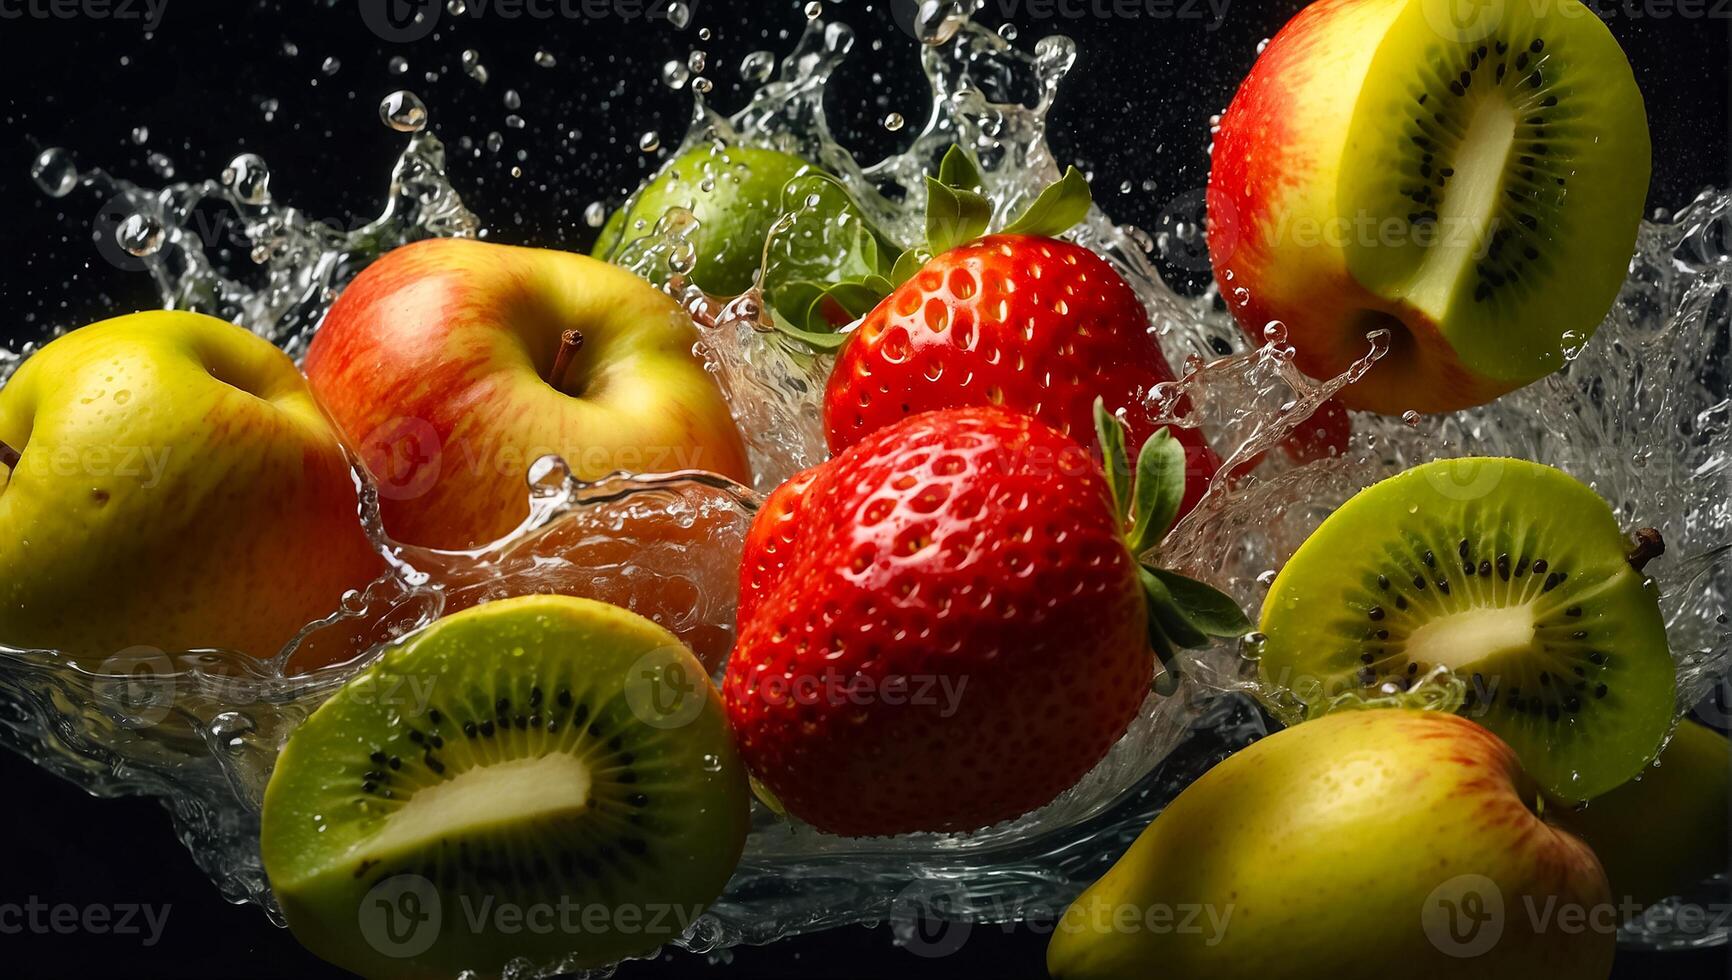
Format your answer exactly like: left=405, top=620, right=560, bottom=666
left=1626, top=528, right=1665, bottom=573
left=0, top=440, right=18, bottom=471
left=549, top=330, right=584, bottom=390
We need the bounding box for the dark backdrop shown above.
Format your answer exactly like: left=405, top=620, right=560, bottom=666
left=1, top=1, right=1728, bottom=977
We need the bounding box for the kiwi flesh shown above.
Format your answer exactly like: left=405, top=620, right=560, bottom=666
left=261, top=594, right=750, bottom=979
left=1258, top=458, right=1675, bottom=801
left=1340, top=0, right=1650, bottom=391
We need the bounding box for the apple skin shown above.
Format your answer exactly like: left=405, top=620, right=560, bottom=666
left=304, top=238, right=750, bottom=550
left=1563, top=719, right=1730, bottom=909
left=1048, top=709, right=1615, bottom=980
left=1206, top=0, right=1648, bottom=415
left=0, top=311, right=381, bottom=667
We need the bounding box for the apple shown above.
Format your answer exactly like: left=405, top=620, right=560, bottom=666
left=593, top=145, right=822, bottom=297
left=304, top=238, right=750, bottom=550
left=0, top=311, right=381, bottom=667
left=1048, top=709, right=1616, bottom=979
left=1564, top=719, right=1730, bottom=910
left=1207, top=0, right=1650, bottom=414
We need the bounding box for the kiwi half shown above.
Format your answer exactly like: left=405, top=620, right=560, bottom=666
left=261, top=595, right=750, bottom=979
left=1340, top=0, right=1650, bottom=390
left=1258, top=458, right=1675, bottom=801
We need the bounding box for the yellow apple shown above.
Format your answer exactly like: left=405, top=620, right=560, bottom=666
left=0, top=311, right=381, bottom=667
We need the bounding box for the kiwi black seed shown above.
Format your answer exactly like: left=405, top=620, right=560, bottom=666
left=1259, top=459, right=1676, bottom=802
left=261, top=595, right=750, bottom=979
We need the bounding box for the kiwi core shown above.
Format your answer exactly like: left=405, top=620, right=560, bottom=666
left=1403, top=602, right=1535, bottom=671
left=367, top=753, right=593, bottom=855
left=1407, top=96, right=1518, bottom=316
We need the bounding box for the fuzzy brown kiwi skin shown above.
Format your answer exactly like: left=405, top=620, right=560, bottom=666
left=261, top=595, right=751, bottom=980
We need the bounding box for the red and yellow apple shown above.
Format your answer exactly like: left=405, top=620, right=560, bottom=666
left=1207, top=0, right=1650, bottom=414
left=1049, top=709, right=1616, bottom=979
left=305, top=238, right=750, bottom=550
left=0, top=311, right=381, bottom=666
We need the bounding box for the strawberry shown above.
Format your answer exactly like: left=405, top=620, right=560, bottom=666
left=723, top=403, right=1248, bottom=836
left=782, top=148, right=1221, bottom=517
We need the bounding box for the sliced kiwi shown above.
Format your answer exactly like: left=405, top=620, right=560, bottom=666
left=1339, top=0, right=1650, bottom=389
left=1258, top=458, right=1675, bottom=801
left=261, top=595, right=750, bottom=979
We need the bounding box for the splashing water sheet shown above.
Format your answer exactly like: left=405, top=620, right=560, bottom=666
left=3, top=3, right=1729, bottom=974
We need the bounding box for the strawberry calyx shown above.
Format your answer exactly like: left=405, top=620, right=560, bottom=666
left=1092, top=398, right=1251, bottom=692
left=765, top=144, right=1094, bottom=349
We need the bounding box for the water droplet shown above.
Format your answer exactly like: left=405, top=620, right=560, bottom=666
left=461, top=49, right=489, bottom=84
left=1401, top=410, right=1422, bottom=427
left=279, top=40, right=298, bottom=57
left=320, top=56, right=341, bottom=76
left=661, top=59, right=690, bottom=89
left=222, top=153, right=272, bottom=205
left=998, top=22, right=1019, bottom=40
left=503, top=88, right=521, bottom=111
left=804, top=1, right=823, bottom=18
left=146, top=153, right=174, bottom=178
left=701, top=752, right=723, bottom=772
left=446, top=0, right=466, bottom=12
left=485, top=131, right=504, bottom=154
left=31, top=147, right=77, bottom=198
left=688, top=50, right=707, bottom=74
left=117, top=213, right=165, bottom=257
left=882, top=112, right=905, bottom=132
left=1262, top=320, right=1287, bottom=344
left=528, top=455, right=570, bottom=496
left=533, top=49, right=557, bottom=68
left=379, top=90, right=428, bottom=133
left=584, top=201, right=608, bottom=228
left=388, top=55, right=409, bottom=75
left=130, top=126, right=149, bottom=145
left=638, top=130, right=661, bottom=153
left=740, top=50, right=775, bottom=82
left=505, top=114, right=525, bottom=130
left=665, top=1, right=691, bottom=29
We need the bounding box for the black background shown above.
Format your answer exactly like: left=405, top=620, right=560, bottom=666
left=1, top=0, right=1729, bottom=977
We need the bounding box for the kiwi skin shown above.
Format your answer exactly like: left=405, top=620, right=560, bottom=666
left=1563, top=719, right=1730, bottom=909
left=1257, top=457, right=1676, bottom=802
left=261, top=595, right=750, bottom=980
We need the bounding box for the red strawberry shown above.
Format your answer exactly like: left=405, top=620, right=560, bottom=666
left=725, top=407, right=1148, bottom=835
left=810, top=152, right=1223, bottom=518
left=723, top=405, right=1249, bottom=836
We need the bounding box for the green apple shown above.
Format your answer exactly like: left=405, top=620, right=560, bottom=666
left=304, top=238, right=750, bottom=549
left=1049, top=709, right=1616, bottom=980
left=1564, top=719, right=1729, bottom=909
left=0, top=311, right=381, bottom=667
left=594, top=145, right=822, bottom=296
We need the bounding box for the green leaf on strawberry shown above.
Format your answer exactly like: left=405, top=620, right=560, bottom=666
left=1092, top=400, right=1249, bottom=682
left=1000, top=166, right=1092, bottom=238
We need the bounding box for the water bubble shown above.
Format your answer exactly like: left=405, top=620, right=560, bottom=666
left=446, top=0, right=466, bottom=12
left=584, top=201, right=608, bottom=228
left=740, top=50, right=775, bottom=82
left=882, top=112, right=905, bottom=132
left=998, top=22, right=1019, bottom=40
left=147, top=152, right=175, bottom=178
left=379, top=90, right=428, bottom=133
left=210, top=711, right=257, bottom=753
left=1401, top=410, right=1422, bottom=427
left=661, top=60, right=690, bottom=89
left=701, top=752, right=724, bottom=772
left=698, top=27, right=712, bottom=40
left=130, top=126, right=149, bottom=145
left=1262, top=320, right=1288, bottom=343
left=31, top=147, right=77, bottom=197
left=638, top=130, right=662, bottom=153
left=117, top=213, right=165, bottom=257
left=527, top=455, right=570, bottom=496
left=1238, top=631, right=1269, bottom=661
left=533, top=50, right=557, bottom=68
left=665, top=1, right=691, bottom=29
left=280, top=40, right=298, bottom=57
left=260, top=97, right=280, bottom=122
left=503, top=88, right=521, bottom=110
left=804, top=1, right=823, bottom=18
left=505, top=114, right=525, bottom=130
left=222, top=153, right=272, bottom=205
left=1560, top=330, right=1586, bottom=360
left=388, top=55, right=409, bottom=75
left=688, top=50, right=707, bottom=74
left=461, top=49, right=489, bottom=84
left=320, top=56, right=341, bottom=76
left=485, top=131, right=504, bottom=154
